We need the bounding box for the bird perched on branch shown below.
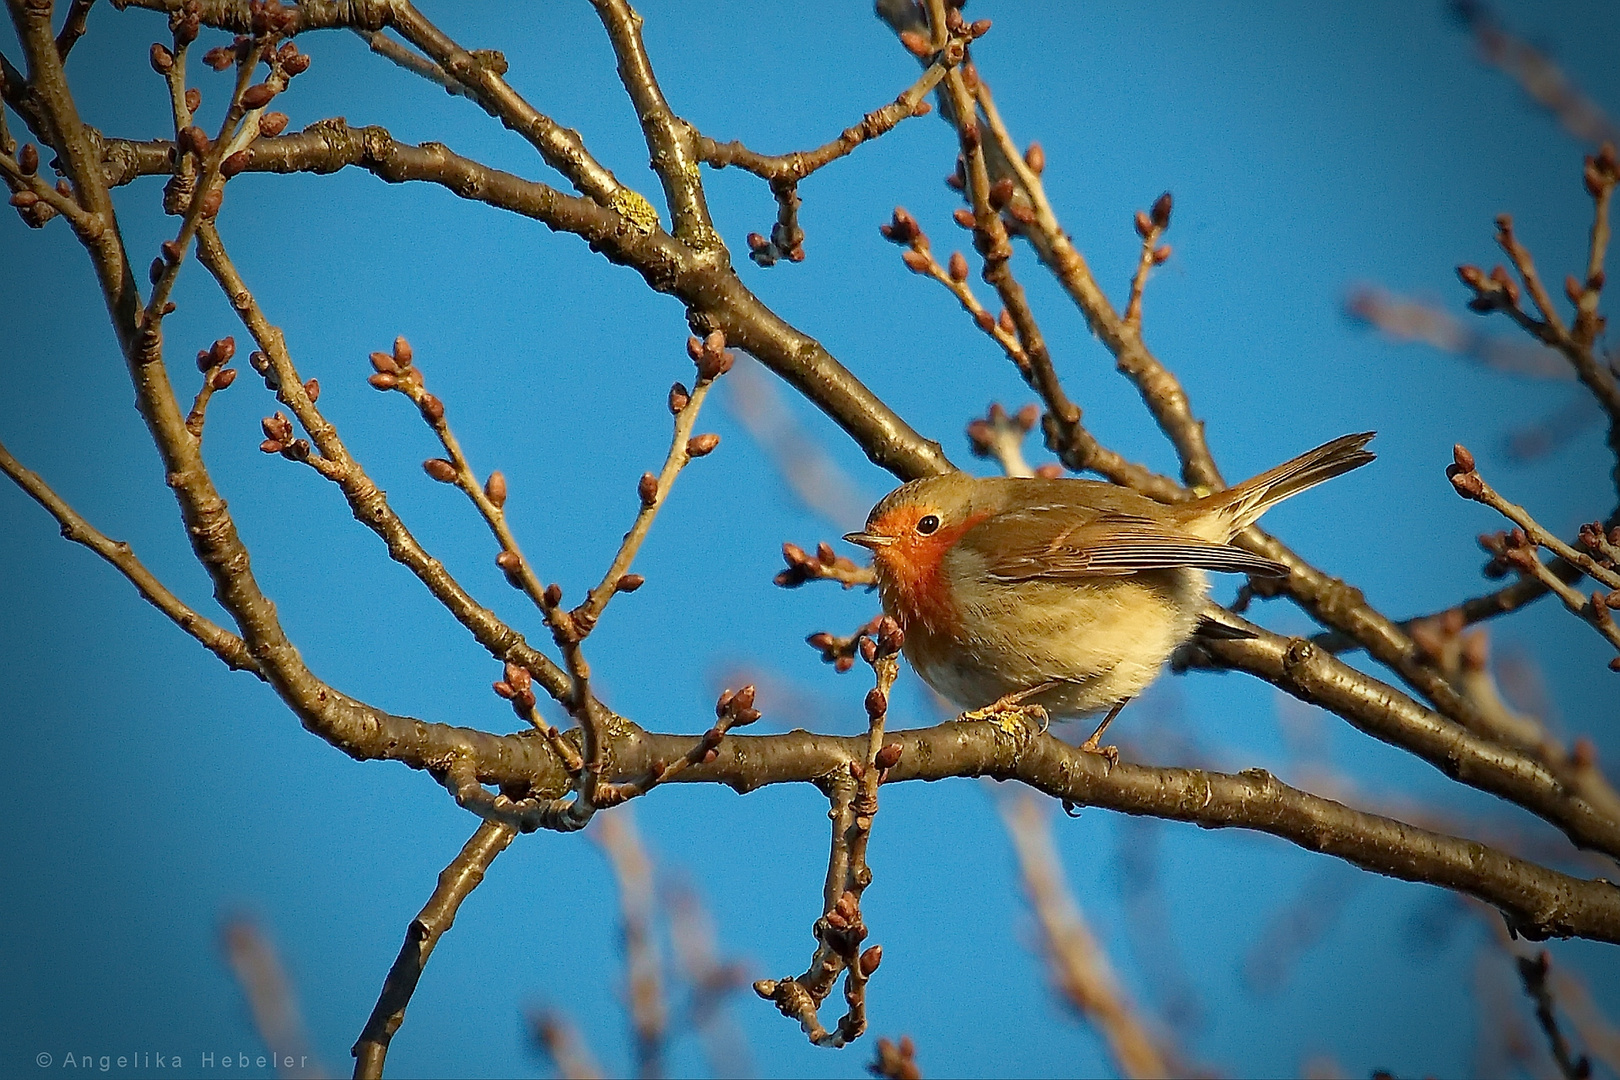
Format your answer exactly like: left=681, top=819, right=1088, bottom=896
left=843, top=432, right=1375, bottom=759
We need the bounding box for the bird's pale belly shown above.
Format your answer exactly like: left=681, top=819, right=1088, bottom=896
left=902, top=569, right=1207, bottom=717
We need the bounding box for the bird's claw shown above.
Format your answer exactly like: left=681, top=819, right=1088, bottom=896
left=1078, top=737, right=1119, bottom=772
left=961, top=700, right=1049, bottom=736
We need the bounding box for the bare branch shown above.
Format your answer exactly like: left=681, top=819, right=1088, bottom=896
left=0, top=436, right=261, bottom=677
left=1000, top=792, right=1172, bottom=1079
left=353, top=821, right=516, bottom=1079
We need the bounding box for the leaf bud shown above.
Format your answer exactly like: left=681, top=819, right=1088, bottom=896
left=638, top=472, right=658, bottom=506
left=259, top=111, right=290, bottom=137
left=419, top=393, right=444, bottom=422
left=616, top=573, right=645, bottom=593
left=686, top=433, right=720, bottom=457
left=422, top=458, right=457, bottom=483
left=240, top=83, right=275, bottom=110
left=484, top=470, right=508, bottom=507
left=668, top=381, right=690, bottom=414
left=874, top=742, right=903, bottom=770
left=18, top=144, right=38, bottom=175
left=150, top=42, right=175, bottom=73
left=1150, top=190, right=1173, bottom=229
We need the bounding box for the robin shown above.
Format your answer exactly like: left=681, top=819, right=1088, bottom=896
left=843, top=432, right=1375, bottom=758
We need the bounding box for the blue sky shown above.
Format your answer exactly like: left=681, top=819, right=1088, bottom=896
left=3, top=2, right=1619, bottom=1077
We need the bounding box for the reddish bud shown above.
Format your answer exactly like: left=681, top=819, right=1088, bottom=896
left=202, top=45, right=234, bottom=71
left=953, top=207, right=975, bottom=229
left=859, top=945, right=883, bottom=977
left=303, top=378, right=320, bottom=403
left=422, top=458, right=457, bottom=483
left=638, top=472, right=659, bottom=507
left=834, top=655, right=855, bottom=673
left=974, top=310, right=995, bottom=332
left=393, top=336, right=413, bottom=366
left=149, top=257, right=165, bottom=285
left=367, top=372, right=398, bottom=390
left=1447, top=465, right=1484, bottom=499
left=1452, top=444, right=1476, bottom=471
left=874, top=742, right=903, bottom=770
left=859, top=637, right=878, bottom=664
left=911, top=101, right=931, bottom=117
left=198, top=187, right=223, bottom=218
left=240, top=83, right=275, bottom=110
left=492, top=680, right=515, bottom=700
left=219, top=150, right=252, bottom=178
left=484, top=471, right=508, bottom=508
left=864, top=687, right=887, bottom=720
left=1151, top=244, right=1172, bottom=265
left=947, top=251, right=969, bottom=283
left=1024, top=141, right=1045, bottom=174
left=18, top=144, right=38, bottom=175
left=161, top=239, right=184, bottom=263
left=178, top=125, right=207, bottom=156
left=150, top=42, right=175, bottom=73
left=259, top=439, right=282, bottom=454
left=544, top=583, right=563, bottom=608
left=898, top=30, right=932, bottom=57
left=420, top=393, right=444, bottom=422
left=969, top=18, right=992, bottom=36
left=368, top=351, right=398, bottom=375
left=687, top=433, right=720, bottom=457
left=185, top=87, right=202, bottom=114
left=1034, top=463, right=1064, bottom=479
left=9, top=190, right=38, bottom=208
left=1134, top=210, right=1152, bottom=238
left=210, top=367, right=238, bottom=390
left=1457, top=264, right=1487, bottom=290
left=1150, top=191, right=1173, bottom=229
left=283, top=52, right=311, bottom=76
left=746, top=232, right=768, bottom=251
left=988, top=177, right=1015, bottom=210
left=668, top=381, right=690, bottom=414
left=495, top=550, right=521, bottom=572
left=901, top=249, right=931, bottom=274
left=259, top=111, right=290, bottom=138
left=998, top=309, right=1015, bottom=335
left=616, top=573, right=645, bottom=593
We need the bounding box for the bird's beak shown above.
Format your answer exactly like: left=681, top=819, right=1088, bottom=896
left=843, top=530, right=894, bottom=549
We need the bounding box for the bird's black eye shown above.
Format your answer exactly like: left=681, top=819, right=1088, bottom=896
left=916, top=514, right=941, bottom=535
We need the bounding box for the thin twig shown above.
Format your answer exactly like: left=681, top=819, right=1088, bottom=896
left=0, top=436, right=261, bottom=676
left=220, top=915, right=326, bottom=1079
left=999, top=792, right=1171, bottom=1079
left=593, top=811, right=667, bottom=1079
left=352, top=821, right=517, bottom=1079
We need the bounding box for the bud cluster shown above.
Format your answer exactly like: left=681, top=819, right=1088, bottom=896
left=492, top=660, right=537, bottom=716
left=775, top=541, right=869, bottom=589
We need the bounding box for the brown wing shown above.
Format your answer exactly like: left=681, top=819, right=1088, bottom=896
left=959, top=502, right=1289, bottom=580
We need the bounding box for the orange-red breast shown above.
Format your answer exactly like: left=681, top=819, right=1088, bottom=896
left=843, top=432, right=1374, bottom=742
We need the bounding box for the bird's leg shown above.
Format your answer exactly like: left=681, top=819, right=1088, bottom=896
left=1078, top=697, right=1131, bottom=769
left=960, top=680, right=1064, bottom=734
